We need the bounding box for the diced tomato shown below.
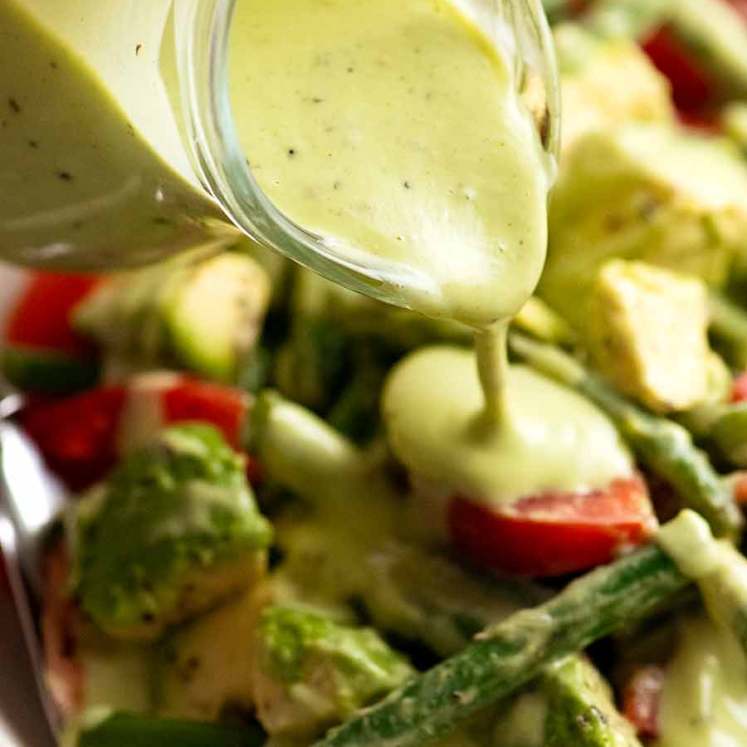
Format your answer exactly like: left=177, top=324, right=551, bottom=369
left=448, top=477, right=657, bottom=577
left=727, top=0, right=747, bottom=22
left=162, top=378, right=249, bottom=450
left=19, top=386, right=127, bottom=490
left=622, top=665, right=665, bottom=739
left=18, top=376, right=257, bottom=490
left=642, top=27, right=716, bottom=114
left=163, top=378, right=261, bottom=483
left=731, top=372, right=747, bottom=403
left=677, top=109, right=722, bottom=134
left=731, top=471, right=747, bottom=504
left=41, top=540, right=84, bottom=718
left=4, top=273, right=100, bottom=357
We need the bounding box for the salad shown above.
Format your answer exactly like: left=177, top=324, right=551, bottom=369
left=3, top=1, right=747, bottom=746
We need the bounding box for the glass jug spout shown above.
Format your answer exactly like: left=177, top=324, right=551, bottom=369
left=183, top=0, right=560, bottom=318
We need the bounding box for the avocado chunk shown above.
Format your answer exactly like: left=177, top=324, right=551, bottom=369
left=556, top=24, right=674, bottom=151
left=156, top=586, right=267, bottom=720
left=165, top=253, right=270, bottom=382
left=587, top=260, right=711, bottom=413
left=72, top=424, right=272, bottom=640
left=74, top=248, right=270, bottom=382
left=540, top=123, right=747, bottom=329
left=543, top=656, right=642, bottom=747
left=253, top=605, right=413, bottom=737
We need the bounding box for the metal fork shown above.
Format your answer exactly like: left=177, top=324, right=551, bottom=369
left=0, top=385, right=64, bottom=745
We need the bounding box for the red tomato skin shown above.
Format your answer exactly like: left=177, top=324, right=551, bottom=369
left=4, top=273, right=100, bottom=357
left=448, top=477, right=657, bottom=577
left=19, top=377, right=256, bottom=490
left=162, top=379, right=261, bottom=483
left=731, top=372, right=747, bottom=403
left=623, top=665, right=665, bottom=739
left=19, top=386, right=127, bottom=491
left=162, top=378, right=249, bottom=450
left=642, top=27, right=715, bottom=114
left=726, top=0, right=747, bottom=22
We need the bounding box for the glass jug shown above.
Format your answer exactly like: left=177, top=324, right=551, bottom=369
left=0, top=0, right=559, bottom=311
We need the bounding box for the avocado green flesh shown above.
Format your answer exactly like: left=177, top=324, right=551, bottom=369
left=541, top=124, right=747, bottom=329
left=229, top=0, right=550, bottom=326
left=382, top=347, right=633, bottom=506
left=165, top=253, right=271, bottom=382
left=74, top=424, right=272, bottom=635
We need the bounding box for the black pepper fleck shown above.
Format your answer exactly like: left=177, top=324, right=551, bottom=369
left=135, top=43, right=143, bottom=56
left=403, top=181, right=411, bottom=189
left=50, top=61, right=58, bottom=69
left=288, top=148, right=297, bottom=157
left=28, top=140, right=39, bottom=149
left=8, top=98, right=21, bottom=114
left=57, top=171, right=73, bottom=181
left=347, top=66, right=355, bottom=73
left=311, top=97, right=324, bottom=104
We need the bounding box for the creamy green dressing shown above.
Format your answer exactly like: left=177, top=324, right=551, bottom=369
left=0, top=0, right=221, bottom=267
left=229, top=0, right=550, bottom=327
left=656, top=615, right=747, bottom=747
left=382, top=347, right=633, bottom=505
left=656, top=512, right=747, bottom=747
left=657, top=510, right=728, bottom=583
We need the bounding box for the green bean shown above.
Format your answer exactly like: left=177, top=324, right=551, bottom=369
left=543, top=657, right=643, bottom=747
left=314, top=545, right=686, bottom=747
